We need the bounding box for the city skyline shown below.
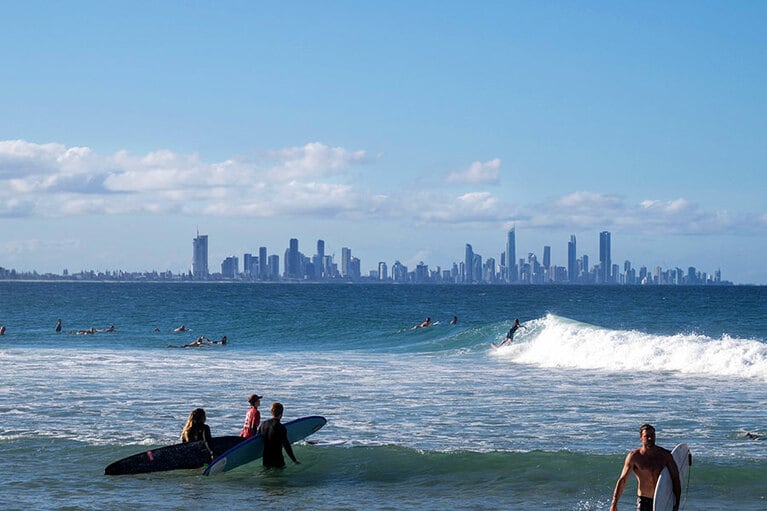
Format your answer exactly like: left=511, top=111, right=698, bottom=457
left=204, top=227, right=727, bottom=285
left=1, top=4, right=766, bottom=284
left=3, top=227, right=728, bottom=285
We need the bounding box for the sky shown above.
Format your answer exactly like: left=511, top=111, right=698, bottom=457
left=1, top=1, right=765, bottom=284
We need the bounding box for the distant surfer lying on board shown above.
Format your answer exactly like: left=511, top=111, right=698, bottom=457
left=412, top=317, right=432, bottom=329
left=497, top=318, right=525, bottom=347
left=610, top=423, right=680, bottom=511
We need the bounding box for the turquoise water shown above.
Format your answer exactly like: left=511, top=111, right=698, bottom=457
left=1, top=283, right=766, bottom=510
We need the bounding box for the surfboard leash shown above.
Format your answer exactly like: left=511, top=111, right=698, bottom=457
left=681, top=451, right=692, bottom=511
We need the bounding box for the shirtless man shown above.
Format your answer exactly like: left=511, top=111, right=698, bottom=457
left=610, top=424, right=681, bottom=511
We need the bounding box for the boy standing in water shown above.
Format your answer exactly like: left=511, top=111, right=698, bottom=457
left=258, top=402, right=299, bottom=468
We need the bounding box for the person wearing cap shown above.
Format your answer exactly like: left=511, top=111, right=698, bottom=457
left=240, top=394, right=262, bottom=438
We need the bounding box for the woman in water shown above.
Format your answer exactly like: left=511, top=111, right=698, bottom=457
left=180, top=408, right=214, bottom=460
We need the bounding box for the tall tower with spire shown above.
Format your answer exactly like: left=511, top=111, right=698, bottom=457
left=192, top=230, right=209, bottom=279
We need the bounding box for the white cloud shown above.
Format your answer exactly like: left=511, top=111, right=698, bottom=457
left=0, top=197, right=36, bottom=217
left=0, top=140, right=763, bottom=239
left=524, top=193, right=764, bottom=236
left=556, top=191, right=623, bottom=211
left=267, top=142, right=367, bottom=181
left=445, top=158, right=501, bottom=185
left=406, top=191, right=510, bottom=224
left=0, top=139, right=370, bottom=219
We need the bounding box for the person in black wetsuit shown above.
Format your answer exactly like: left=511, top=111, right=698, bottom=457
left=257, top=402, right=300, bottom=468
left=498, top=318, right=525, bottom=347
left=180, top=408, right=214, bottom=460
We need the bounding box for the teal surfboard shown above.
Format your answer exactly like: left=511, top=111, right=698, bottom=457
left=203, top=415, right=327, bottom=476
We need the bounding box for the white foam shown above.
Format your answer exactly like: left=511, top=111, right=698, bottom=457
left=499, top=314, right=767, bottom=381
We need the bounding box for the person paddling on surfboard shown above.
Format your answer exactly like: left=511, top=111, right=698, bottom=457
left=411, top=317, right=432, bottom=329
left=610, top=424, right=681, bottom=511
left=498, top=318, right=525, bottom=347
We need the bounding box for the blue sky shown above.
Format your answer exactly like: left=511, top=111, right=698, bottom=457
left=1, top=1, right=765, bottom=283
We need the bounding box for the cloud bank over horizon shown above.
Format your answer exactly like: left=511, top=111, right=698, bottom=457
left=1, top=139, right=764, bottom=237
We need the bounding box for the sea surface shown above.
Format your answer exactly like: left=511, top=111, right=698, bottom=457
left=1, top=282, right=765, bottom=510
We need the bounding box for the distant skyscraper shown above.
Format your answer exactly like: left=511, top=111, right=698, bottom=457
left=599, top=231, right=611, bottom=284
left=341, top=247, right=351, bottom=278
left=243, top=253, right=255, bottom=277
left=506, top=228, right=517, bottom=283
left=268, top=254, right=280, bottom=280
left=192, top=232, right=209, bottom=279
left=259, top=247, right=267, bottom=280
left=473, top=254, right=483, bottom=284
left=415, top=262, right=428, bottom=283
left=378, top=261, right=388, bottom=281
left=392, top=260, right=407, bottom=283
left=315, top=240, right=325, bottom=279
left=317, top=239, right=325, bottom=259
left=582, top=255, right=589, bottom=282
left=465, top=244, right=474, bottom=284
left=350, top=257, right=361, bottom=280
left=568, top=235, right=577, bottom=283
left=285, top=238, right=300, bottom=278
left=221, top=256, right=238, bottom=278
left=543, top=246, right=551, bottom=270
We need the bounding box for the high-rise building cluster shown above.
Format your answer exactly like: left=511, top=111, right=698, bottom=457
left=192, top=228, right=729, bottom=286
left=0, top=229, right=730, bottom=284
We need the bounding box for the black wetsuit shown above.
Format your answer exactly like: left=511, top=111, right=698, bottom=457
left=181, top=423, right=214, bottom=458
left=258, top=418, right=297, bottom=468
left=182, top=424, right=212, bottom=444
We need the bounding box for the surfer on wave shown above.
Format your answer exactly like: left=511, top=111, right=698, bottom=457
left=498, top=318, right=525, bottom=347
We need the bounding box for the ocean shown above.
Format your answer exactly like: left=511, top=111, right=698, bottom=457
left=1, top=282, right=765, bottom=510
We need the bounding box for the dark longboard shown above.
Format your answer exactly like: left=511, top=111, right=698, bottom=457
left=105, top=436, right=245, bottom=475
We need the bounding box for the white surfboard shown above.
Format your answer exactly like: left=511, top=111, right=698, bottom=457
left=653, top=443, right=691, bottom=511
